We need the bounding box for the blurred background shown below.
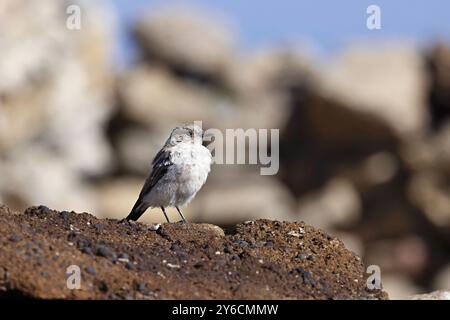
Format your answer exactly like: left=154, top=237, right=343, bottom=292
left=0, top=0, right=449, bottom=298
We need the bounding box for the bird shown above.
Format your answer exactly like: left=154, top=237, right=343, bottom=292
left=125, top=123, right=212, bottom=223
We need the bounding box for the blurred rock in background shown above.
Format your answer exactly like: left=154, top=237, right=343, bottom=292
left=427, top=43, right=450, bottom=129
left=0, top=2, right=449, bottom=298
left=0, top=0, right=115, bottom=213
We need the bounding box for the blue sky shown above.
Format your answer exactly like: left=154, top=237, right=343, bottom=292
left=110, top=0, right=450, bottom=66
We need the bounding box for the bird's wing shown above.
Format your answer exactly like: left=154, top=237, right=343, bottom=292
left=139, top=148, right=173, bottom=197
left=126, top=148, right=173, bottom=221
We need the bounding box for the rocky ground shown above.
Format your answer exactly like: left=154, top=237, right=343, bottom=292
left=0, top=204, right=386, bottom=299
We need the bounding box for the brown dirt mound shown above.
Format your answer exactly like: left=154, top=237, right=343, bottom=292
left=0, top=204, right=387, bottom=299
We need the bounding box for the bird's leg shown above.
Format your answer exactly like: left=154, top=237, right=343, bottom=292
left=175, top=206, right=187, bottom=223
left=160, top=206, right=170, bottom=223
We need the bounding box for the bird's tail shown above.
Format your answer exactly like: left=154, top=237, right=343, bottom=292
left=126, top=198, right=147, bottom=221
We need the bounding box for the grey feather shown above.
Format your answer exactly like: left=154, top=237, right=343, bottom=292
left=126, top=149, right=173, bottom=221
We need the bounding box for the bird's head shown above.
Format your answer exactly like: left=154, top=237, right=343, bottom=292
left=168, top=123, right=204, bottom=146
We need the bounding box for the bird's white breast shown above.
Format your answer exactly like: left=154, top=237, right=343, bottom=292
left=169, top=143, right=212, bottom=206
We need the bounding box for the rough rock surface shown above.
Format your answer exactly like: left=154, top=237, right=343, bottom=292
left=0, top=205, right=386, bottom=299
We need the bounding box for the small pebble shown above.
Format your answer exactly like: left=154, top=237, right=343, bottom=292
left=176, top=251, right=189, bottom=261
left=38, top=205, right=52, bottom=215
left=296, top=253, right=309, bottom=260
left=137, top=283, right=150, bottom=295
left=265, top=240, right=274, bottom=247
left=117, top=253, right=129, bottom=259
left=231, top=254, right=240, bottom=261
left=95, top=245, right=116, bottom=259
left=81, top=247, right=92, bottom=254
left=77, top=239, right=90, bottom=248
left=9, top=234, right=21, bottom=242
left=85, top=266, right=96, bottom=275
left=125, top=262, right=136, bottom=270
left=288, top=230, right=303, bottom=238
left=98, top=281, right=108, bottom=292
left=273, top=221, right=282, bottom=227
left=60, top=211, right=70, bottom=221
left=148, top=224, right=161, bottom=231
left=117, top=253, right=129, bottom=263
left=235, top=240, right=248, bottom=248
left=93, top=224, right=104, bottom=232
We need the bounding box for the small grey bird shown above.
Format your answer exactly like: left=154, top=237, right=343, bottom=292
left=125, top=123, right=212, bottom=223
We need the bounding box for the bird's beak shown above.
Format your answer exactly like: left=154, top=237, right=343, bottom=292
left=202, top=132, right=214, bottom=139
left=202, top=132, right=214, bottom=147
